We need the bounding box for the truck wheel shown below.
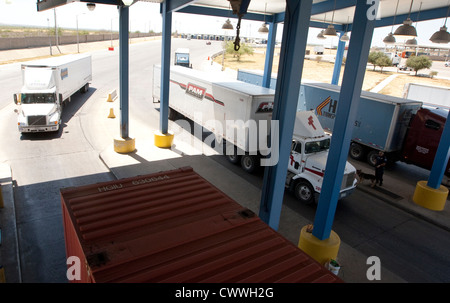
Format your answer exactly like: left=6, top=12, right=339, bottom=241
left=349, top=143, right=365, bottom=161
left=241, top=155, right=258, bottom=173
left=367, top=150, right=379, bottom=167
left=294, top=181, right=314, bottom=204
left=226, top=146, right=240, bottom=164
left=168, top=108, right=177, bottom=120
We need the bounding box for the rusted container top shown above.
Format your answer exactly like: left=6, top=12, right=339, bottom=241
left=60, top=167, right=342, bottom=283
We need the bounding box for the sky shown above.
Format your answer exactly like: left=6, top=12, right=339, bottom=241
left=0, top=0, right=449, bottom=48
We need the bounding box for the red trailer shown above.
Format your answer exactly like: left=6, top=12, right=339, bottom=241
left=60, top=167, right=342, bottom=283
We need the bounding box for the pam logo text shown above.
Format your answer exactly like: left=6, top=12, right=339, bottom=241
left=186, top=83, right=206, bottom=100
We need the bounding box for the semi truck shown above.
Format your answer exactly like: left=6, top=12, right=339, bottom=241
left=298, top=82, right=450, bottom=178
left=152, top=65, right=357, bottom=204
left=174, top=48, right=192, bottom=68
left=13, top=54, right=92, bottom=133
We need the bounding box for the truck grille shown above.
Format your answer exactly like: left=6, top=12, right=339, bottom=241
left=28, top=115, right=47, bottom=126
left=341, top=172, right=356, bottom=189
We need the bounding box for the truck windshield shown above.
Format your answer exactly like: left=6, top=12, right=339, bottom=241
left=305, top=139, right=330, bottom=154
left=21, top=93, right=55, bottom=104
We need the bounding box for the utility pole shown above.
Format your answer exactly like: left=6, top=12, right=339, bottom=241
left=47, top=18, right=52, bottom=56
left=54, top=8, right=61, bottom=54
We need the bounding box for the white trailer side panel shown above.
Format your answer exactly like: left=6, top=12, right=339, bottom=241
left=153, top=65, right=275, bottom=154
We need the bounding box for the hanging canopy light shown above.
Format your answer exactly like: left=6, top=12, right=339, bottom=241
left=430, top=26, right=450, bottom=44
left=405, top=2, right=421, bottom=46
left=323, top=0, right=337, bottom=37
left=340, top=16, right=350, bottom=42
left=258, top=3, right=269, bottom=34
left=340, top=32, right=349, bottom=42
left=222, top=19, right=233, bottom=30
left=430, top=4, right=450, bottom=44
left=394, top=0, right=417, bottom=40
left=383, top=0, right=399, bottom=44
left=317, top=30, right=326, bottom=39
left=406, top=37, right=418, bottom=45
left=383, top=33, right=396, bottom=44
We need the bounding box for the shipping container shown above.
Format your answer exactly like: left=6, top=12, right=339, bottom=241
left=60, top=167, right=342, bottom=283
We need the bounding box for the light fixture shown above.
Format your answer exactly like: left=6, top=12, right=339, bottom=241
left=340, top=32, right=349, bottom=42
left=340, top=16, right=350, bottom=42
left=222, top=4, right=234, bottom=31
left=258, top=3, right=269, bottom=34
left=323, top=0, right=337, bottom=37
left=317, top=30, right=326, bottom=40
left=394, top=0, right=417, bottom=40
left=406, top=2, right=421, bottom=46
left=430, top=4, right=450, bottom=44
left=406, top=37, right=418, bottom=45
left=222, top=19, right=233, bottom=30
left=317, top=13, right=327, bottom=39
left=383, top=0, right=399, bottom=44
left=86, top=3, right=95, bottom=11
left=122, top=0, right=134, bottom=6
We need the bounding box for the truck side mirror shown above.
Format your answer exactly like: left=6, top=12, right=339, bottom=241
left=13, top=94, right=18, bottom=104
left=59, top=94, right=63, bottom=103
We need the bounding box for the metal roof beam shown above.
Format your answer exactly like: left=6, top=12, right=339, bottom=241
left=177, top=5, right=272, bottom=23
left=37, top=0, right=121, bottom=12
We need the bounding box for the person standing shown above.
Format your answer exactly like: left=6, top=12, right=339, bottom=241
left=374, top=151, right=387, bottom=187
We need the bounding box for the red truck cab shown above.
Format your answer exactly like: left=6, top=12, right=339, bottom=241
left=402, top=107, right=450, bottom=176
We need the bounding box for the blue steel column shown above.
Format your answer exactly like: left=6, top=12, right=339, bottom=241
left=427, top=110, right=450, bottom=188
left=259, top=0, right=313, bottom=230
left=262, top=22, right=277, bottom=88
left=313, top=0, right=375, bottom=240
left=119, top=5, right=129, bottom=139
left=331, top=32, right=346, bottom=85
left=160, top=1, right=172, bottom=134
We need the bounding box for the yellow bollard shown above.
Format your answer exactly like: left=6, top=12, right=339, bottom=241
left=0, top=266, right=5, bottom=283
left=0, top=185, right=4, bottom=208
left=298, top=224, right=341, bottom=266
left=107, top=108, right=116, bottom=119
left=413, top=180, right=448, bottom=211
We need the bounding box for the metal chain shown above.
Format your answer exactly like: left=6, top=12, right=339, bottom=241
left=233, top=14, right=242, bottom=51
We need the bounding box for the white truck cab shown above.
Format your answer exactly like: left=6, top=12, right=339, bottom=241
left=286, top=111, right=357, bottom=204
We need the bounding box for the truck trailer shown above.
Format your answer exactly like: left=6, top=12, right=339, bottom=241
left=152, top=65, right=357, bottom=204
left=13, top=54, right=92, bottom=133
left=299, top=82, right=450, bottom=177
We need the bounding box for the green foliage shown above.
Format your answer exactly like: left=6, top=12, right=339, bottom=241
left=375, top=56, right=392, bottom=73
left=368, top=51, right=384, bottom=70
left=429, top=71, right=438, bottom=79
left=406, top=55, right=433, bottom=76
left=224, top=41, right=254, bottom=62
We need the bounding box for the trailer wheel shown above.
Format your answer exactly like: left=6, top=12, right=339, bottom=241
left=80, top=83, right=89, bottom=93
left=349, top=143, right=365, bottom=161
left=168, top=108, right=178, bottom=120
left=241, top=155, right=258, bottom=173
left=367, top=150, right=379, bottom=167
left=226, top=146, right=240, bottom=164
left=294, top=180, right=314, bottom=204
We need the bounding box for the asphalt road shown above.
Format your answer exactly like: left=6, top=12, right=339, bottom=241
left=0, top=38, right=449, bottom=282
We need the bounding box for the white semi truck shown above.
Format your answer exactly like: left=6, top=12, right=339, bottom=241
left=13, top=54, right=92, bottom=133
left=152, top=65, right=357, bottom=204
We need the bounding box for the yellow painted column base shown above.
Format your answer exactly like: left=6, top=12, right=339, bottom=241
left=114, top=137, right=136, bottom=154
left=154, top=130, right=174, bottom=148
left=298, top=225, right=341, bottom=266
left=413, top=180, right=448, bottom=211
